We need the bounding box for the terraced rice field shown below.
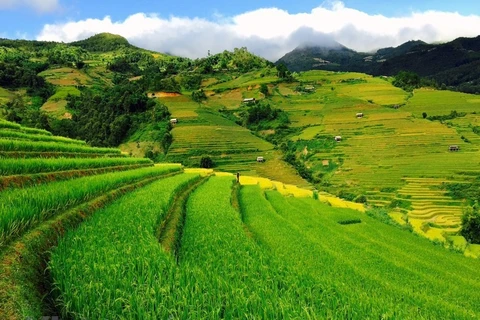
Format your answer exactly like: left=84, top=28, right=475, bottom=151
left=0, top=120, right=184, bottom=318
left=150, top=69, right=480, bottom=241
left=258, top=71, right=480, bottom=239
left=165, top=107, right=307, bottom=187
left=399, top=178, right=464, bottom=239
left=0, top=119, right=479, bottom=319
left=38, top=67, right=91, bottom=86
left=405, top=88, right=480, bottom=117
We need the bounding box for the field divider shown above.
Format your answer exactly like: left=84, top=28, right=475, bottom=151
left=0, top=163, right=153, bottom=191
left=0, top=151, right=126, bottom=158
left=230, top=183, right=256, bottom=239
left=0, top=171, right=181, bottom=319
left=157, top=175, right=210, bottom=259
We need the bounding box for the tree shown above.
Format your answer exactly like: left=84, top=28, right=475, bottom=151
left=75, top=61, right=86, bottom=69
left=392, top=71, right=421, bottom=92
left=260, top=83, right=269, bottom=96
left=161, top=132, right=173, bottom=154
left=276, top=63, right=289, bottom=79
left=461, top=203, right=480, bottom=244
left=192, top=89, right=207, bottom=103
left=422, top=112, right=427, bottom=119
left=200, top=155, right=214, bottom=168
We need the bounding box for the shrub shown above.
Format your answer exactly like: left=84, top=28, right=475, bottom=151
left=200, top=155, right=214, bottom=168
left=338, top=190, right=356, bottom=201
left=337, top=219, right=362, bottom=225
left=388, top=199, right=412, bottom=210
left=354, top=195, right=367, bottom=204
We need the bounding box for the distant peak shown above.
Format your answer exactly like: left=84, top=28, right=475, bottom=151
left=297, top=39, right=344, bottom=50
left=88, top=33, right=128, bottom=41
left=71, top=33, right=131, bottom=52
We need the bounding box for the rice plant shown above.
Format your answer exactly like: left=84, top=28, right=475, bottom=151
left=50, top=176, right=322, bottom=319
left=0, top=130, right=86, bottom=145
left=0, top=165, right=181, bottom=247
left=240, top=185, right=480, bottom=318
left=0, top=157, right=152, bottom=176
left=0, top=139, right=120, bottom=154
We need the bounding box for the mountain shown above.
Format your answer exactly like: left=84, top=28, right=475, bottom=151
left=376, top=36, right=480, bottom=91
left=277, top=36, right=480, bottom=93
left=70, top=33, right=133, bottom=52
left=374, top=40, right=427, bottom=60
left=276, top=41, right=367, bottom=72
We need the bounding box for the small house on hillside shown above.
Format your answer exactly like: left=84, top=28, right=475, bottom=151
left=334, top=136, right=342, bottom=142
left=356, top=113, right=364, bottom=118
left=256, top=156, right=265, bottom=162
left=170, top=118, right=178, bottom=124
left=304, top=85, right=315, bottom=92
left=449, top=145, right=459, bottom=152
left=243, top=98, right=256, bottom=104
left=322, top=160, right=330, bottom=167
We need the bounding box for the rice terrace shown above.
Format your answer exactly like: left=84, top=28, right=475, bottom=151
left=2, top=1, right=480, bottom=318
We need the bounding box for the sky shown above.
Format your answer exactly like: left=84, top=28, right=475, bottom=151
left=1, top=0, right=480, bottom=61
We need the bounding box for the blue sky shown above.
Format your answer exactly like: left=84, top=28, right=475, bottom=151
left=1, top=0, right=479, bottom=38
left=1, top=0, right=480, bottom=60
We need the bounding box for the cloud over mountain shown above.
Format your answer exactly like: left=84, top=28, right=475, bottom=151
left=36, top=1, right=480, bottom=60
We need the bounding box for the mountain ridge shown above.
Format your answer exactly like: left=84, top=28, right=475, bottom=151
left=276, top=35, right=480, bottom=93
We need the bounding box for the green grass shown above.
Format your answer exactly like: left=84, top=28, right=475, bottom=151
left=0, top=86, right=14, bottom=105
left=48, top=86, right=81, bottom=101
left=0, top=165, right=181, bottom=248
left=291, top=125, right=324, bottom=140
left=206, top=68, right=278, bottom=91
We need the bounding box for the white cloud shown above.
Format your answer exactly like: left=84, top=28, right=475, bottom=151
left=36, top=1, right=480, bottom=61
left=0, top=0, right=59, bottom=13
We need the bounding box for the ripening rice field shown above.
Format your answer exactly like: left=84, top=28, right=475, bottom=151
left=255, top=71, right=480, bottom=241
